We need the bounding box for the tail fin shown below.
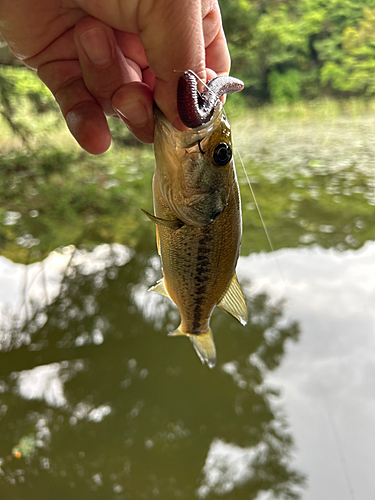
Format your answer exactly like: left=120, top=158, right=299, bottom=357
left=190, top=330, right=216, bottom=368
left=169, top=326, right=217, bottom=369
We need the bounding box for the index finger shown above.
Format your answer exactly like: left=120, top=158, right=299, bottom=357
left=202, top=0, right=231, bottom=76
left=140, top=0, right=230, bottom=126
left=77, top=0, right=230, bottom=127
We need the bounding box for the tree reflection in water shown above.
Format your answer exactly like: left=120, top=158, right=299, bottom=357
left=0, top=244, right=305, bottom=499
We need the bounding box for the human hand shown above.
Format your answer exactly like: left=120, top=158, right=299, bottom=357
left=0, top=0, right=230, bottom=154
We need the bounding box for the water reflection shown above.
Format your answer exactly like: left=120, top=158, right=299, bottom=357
left=17, top=362, right=68, bottom=408
left=239, top=243, right=375, bottom=500
left=2, top=110, right=374, bottom=499
left=0, top=243, right=304, bottom=499
left=232, top=114, right=375, bottom=256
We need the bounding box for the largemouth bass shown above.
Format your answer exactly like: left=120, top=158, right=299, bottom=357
left=144, top=74, right=247, bottom=368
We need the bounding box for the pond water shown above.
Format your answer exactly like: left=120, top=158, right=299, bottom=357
left=0, top=108, right=374, bottom=500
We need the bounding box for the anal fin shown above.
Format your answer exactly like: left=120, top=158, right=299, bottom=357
left=217, top=273, right=248, bottom=325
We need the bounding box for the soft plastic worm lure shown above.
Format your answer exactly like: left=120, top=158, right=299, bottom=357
left=177, top=71, right=244, bottom=128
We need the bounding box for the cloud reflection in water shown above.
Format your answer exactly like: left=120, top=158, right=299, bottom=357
left=17, top=363, right=67, bottom=408
left=197, top=439, right=267, bottom=498
left=238, top=241, right=375, bottom=500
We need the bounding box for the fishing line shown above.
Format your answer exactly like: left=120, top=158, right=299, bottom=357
left=237, top=147, right=355, bottom=499
left=238, top=142, right=355, bottom=497
left=236, top=147, right=286, bottom=289
left=237, top=148, right=274, bottom=252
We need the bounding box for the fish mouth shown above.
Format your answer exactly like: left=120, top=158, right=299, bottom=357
left=154, top=102, right=224, bottom=149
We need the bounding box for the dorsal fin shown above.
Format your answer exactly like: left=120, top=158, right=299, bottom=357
left=148, top=278, right=171, bottom=299
left=141, top=209, right=184, bottom=229
left=217, top=273, right=248, bottom=325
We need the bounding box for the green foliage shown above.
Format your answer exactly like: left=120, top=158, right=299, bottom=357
left=0, top=66, right=58, bottom=141
left=0, top=68, right=28, bottom=140
left=268, top=69, right=302, bottom=103
left=220, top=0, right=375, bottom=102
left=321, top=8, right=375, bottom=94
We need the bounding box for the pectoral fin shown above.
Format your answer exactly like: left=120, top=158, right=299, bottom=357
left=148, top=278, right=171, bottom=299
left=168, top=326, right=216, bottom=369
left=218, top=273, right=248, bottom=325
left=141, top=209, right=184, bottom=229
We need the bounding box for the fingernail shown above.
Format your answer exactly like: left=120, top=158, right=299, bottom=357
left=115, top=102, right=149, bottom=126
left=80, top=28, right=112, bottom=65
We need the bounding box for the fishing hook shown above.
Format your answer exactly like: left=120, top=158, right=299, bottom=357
left=198, top=140, right=205, bottom=155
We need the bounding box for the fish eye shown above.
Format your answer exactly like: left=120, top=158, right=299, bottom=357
left=213, top=142, right=232, bottom=166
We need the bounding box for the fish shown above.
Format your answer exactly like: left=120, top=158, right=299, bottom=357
left=143, top=72, right=247, bottom=368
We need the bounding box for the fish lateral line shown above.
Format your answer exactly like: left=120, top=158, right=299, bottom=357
left=141, top=209, right=184, bottom=229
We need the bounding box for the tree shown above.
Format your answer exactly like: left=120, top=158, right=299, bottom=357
left=321, top=8, right=375, bottom=95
